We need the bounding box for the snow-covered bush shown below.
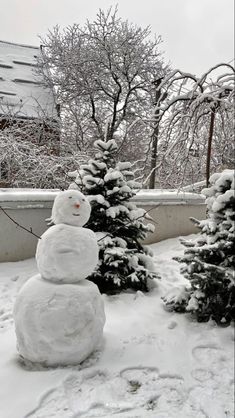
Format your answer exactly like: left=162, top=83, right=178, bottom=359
left=164, top=169, right=235, bottom=325
left=0, top=130, right=84, bottom=189
left=70, top=139, right=158, bottom=293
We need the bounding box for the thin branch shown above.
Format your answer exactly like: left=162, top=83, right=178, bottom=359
left=0, top=206, right=42, bottom=239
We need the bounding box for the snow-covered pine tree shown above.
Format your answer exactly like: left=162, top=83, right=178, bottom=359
left=70, top=139, right=158, bottom=293
left=164, top=169, right=235, bottom=325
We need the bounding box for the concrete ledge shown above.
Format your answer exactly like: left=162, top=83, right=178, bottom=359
left=0, top=189, right=206, bottom=262
left=0, top=188, right=59, bottom=209
left=133, top=189, right=205, bottom=205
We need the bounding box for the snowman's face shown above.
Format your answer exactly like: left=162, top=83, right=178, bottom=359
left=51, top=190, right=91, bottom=227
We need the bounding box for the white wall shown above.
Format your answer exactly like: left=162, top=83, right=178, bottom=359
left=0, top=206, right=51, bottom=262
left=0, top=189, right=206, bottom=262
left=139, top=203, right=206, bottom=244
left=0, top=189, right=58, bottom=262
left=132, top=190, right=206, bottom=244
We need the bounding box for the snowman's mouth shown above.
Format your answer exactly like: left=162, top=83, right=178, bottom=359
left=73, top=213, right=80, bottom=216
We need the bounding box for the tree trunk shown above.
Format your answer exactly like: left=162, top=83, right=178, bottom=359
left=149, top=114, right=160, bottom=189
left=206, top=109, right=216, bottom=187
left=149, top=80, right=162, bottom=189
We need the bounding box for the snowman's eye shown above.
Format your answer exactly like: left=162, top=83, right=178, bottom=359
left=82, top=198, right=85, bottom=202
left=68, top=196, right=72, bottom=199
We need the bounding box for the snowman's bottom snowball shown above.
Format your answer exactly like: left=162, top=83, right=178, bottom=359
left=13, top=275, right=106, bottom=366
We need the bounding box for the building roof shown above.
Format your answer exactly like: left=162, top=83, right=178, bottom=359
left=0, top=40, right=58, bottom=120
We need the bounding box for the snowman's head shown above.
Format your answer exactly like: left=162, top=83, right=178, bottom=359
left=51, top=190, right=91, bottom=227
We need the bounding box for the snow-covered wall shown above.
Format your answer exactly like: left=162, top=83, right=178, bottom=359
left=0, top=189, right=206, bottom=261
left=132, top=189, right=205, bottom=205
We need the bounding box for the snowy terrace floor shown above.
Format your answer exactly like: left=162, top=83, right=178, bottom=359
left=0, top=236, right=234, bottom=418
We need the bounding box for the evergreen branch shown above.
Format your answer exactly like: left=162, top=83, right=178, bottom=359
left=0, top=206, right=42, bottom=240
left=179, top=237, right=196, bottom=247
left=193, top=257, right=229, bottom=274
left=189, top=217, right=201, bottom=225
left=97, top=206, right=158, bottom=242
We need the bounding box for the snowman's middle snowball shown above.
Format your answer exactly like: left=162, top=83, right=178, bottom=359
left=36, top=224, right=99, bottom=283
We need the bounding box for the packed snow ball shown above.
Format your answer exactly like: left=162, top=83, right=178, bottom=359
left=36, top=189, right=99, bottom=282
left=51, top=189, right=91, bottom=227
left=14, top=275, right=106, bottom=366
left=36, top=224, right=99, bottom=283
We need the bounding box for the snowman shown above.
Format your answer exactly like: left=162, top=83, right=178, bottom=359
left=13, top=190, right=105, bottom=366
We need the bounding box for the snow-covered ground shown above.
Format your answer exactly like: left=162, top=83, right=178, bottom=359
left=0, top=236, right=234, bottom=418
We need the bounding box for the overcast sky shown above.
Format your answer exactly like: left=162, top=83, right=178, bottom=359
left=1, top=0, right=234, bottom=76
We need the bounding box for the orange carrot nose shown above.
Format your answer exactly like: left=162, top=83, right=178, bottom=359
left=74, top=203, right=80, bottom=208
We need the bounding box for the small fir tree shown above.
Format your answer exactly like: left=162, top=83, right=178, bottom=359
left=70, top=139, right=158, bottom=293
left=164, top=169, right=235, bottom=325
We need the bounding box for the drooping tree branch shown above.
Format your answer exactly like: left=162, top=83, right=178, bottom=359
left=150, top=63, right=234, bottom=188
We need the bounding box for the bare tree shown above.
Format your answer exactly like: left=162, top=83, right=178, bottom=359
left=37, top=7, right=166, bottom=165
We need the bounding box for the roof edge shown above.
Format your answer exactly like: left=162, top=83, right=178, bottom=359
left=0, top=40, right=39, bottom=50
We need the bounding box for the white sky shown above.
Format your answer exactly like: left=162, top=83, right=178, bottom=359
left=1, top=0, right=234, bottom=76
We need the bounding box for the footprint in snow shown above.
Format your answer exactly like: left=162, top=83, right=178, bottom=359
left=192, top=345, right=228, bottom=365
left=191, top=368, right=214, bottom=382
left=191, top=344, right=232, bottom=386
left=25, top=367, right=187, bottom=417
left=188, top=384, right=234, bottom=418
left=25, top=385, right=73, bottom=418
left=190, top=345, right=234, bottom=418
left=26, top=365, right=232, bottom=418
left=0, top=307, right=13, bottom=331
